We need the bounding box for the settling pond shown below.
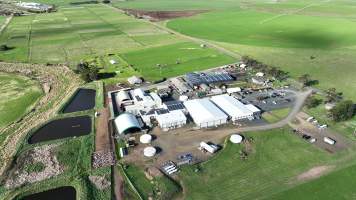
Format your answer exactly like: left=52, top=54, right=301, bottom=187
left=28, top=116, right=91, bottom=144
left=62, top=88, right=96, bottom=113
left=20, top=186, right=76, bottom=200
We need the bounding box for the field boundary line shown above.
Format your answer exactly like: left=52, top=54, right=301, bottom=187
left=118, top=164, right=144, bottom=200
left=27, top=15, right=34, bottom=63
left=259, top=0, right=332, bottom=24
left=104, top=3, right=241, bottom=59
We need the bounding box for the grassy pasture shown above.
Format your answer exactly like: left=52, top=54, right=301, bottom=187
left=168, top=10, right=356, bottom=49
left=0, top=16, right=5, bottom=26
left=168, top=8, right=356, bottom=101
left=0, top=72, right=42, bottom=129
left=121, top=42, right=235, bottom=81
left=179, top=127, right=341, bottom=200
left=262, top=107, right=291, bottom=123
left=270, top=163, right=356, bottom=200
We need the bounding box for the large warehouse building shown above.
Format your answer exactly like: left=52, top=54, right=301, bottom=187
left=211, top=94, right=260, bottom=121
left=184, top=98, right=228, bottom=128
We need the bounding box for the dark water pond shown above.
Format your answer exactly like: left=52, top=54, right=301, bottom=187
left=62, top=88, right=96, bottom=113
left=28, top=116, right=91, bottom=144
left=20, top=186, right=76, bottom=200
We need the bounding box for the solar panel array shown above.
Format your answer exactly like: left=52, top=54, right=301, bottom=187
left=156, top=109, right=170, bottom=115
left=186, top=72, right=233, bottom=86
left=165, top=101, right=185, bottom=111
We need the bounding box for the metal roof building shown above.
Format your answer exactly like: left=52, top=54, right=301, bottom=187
left=114, top=113, right=141, bottom=134
left=186, top=72, right=233, bottom=86
left=155, top=110, right=187, bottom=131
left=183, top=98, right=228, bottom=128
left=210, top=94, right=254, bottom=121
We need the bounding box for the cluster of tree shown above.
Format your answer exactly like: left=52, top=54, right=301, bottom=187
left=325, top=88, right=343, bottom=103
left=298, top=74, right=318, bottom=87
left=70, top=0, right=98, bottom=5
left=0, top=44, right=11, bottom=51
left=329, top=100, right=355, bottom=122
left=102, top=0, right=111, bottom=3
left=305, top=96, right=322, bottom=109
left=76, top=61, right=99, bottom=82
left=241, top=56, right=288, bottom=81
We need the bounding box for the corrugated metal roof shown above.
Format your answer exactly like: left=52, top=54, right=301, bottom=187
left=183, top=98, right=227, bottom=124
left=210, top=94, right=253, bottom=119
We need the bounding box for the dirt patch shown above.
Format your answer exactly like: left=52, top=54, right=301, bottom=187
left=95, top=108, right=111, bottom=152
left=297, top=165, right=334, bottom=181
left=122, top=9, right=208, bottom=21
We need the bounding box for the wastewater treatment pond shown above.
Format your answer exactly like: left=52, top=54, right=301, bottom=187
left=28, top=116, right=91, bottom=144
left=62, top=88, right=96, bottom=113
left=20, top=186, right=76, bottom=200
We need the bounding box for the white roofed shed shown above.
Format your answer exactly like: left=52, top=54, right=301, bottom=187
left=210, top=94, right=254, bottom=121
left=155, top=110, right=187, bottom=131
left=184, top=98, right=228, bottom=128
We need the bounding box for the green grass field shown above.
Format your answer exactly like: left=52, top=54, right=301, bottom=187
left=121, top=42, right=235, bottom=80
left=0, top=72, right=42, bottom=129
left=271, top=163, right=356, bottom=200
left=179, top=127, right=344, bottom=200
left=262, top=108, right=291, bottom=123
left=167, top=6, right=356, bottom=101
left=168, top=10, right=356, bottom=49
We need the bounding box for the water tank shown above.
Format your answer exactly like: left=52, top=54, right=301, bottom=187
left=140, top=134, right=152, bottom=144
left=230, top=134, right=243, bottom=144
left=143, top=147, right=156, bottom=157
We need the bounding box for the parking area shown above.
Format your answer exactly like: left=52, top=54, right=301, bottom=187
left=240, top=89, right=296, bottom=111
left=289, top=112, right=350, bottom=153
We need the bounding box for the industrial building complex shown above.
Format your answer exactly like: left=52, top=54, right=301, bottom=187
left=110, top=69, right=263, bottom=134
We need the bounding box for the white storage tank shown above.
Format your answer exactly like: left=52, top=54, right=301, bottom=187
left=230, top=134, right=243, bottom=144
left=140, top=134, right=152, bottom=144
left=143, top=146, right=156, bottom=157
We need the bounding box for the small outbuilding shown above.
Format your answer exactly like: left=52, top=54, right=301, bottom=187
left=128, top=76, right=143, bottom=85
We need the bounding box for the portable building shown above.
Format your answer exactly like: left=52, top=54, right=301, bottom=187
left=200, top=142, right=218, bottom=153
left=155, top=110, right=187, bottom=131
left=184, top=98, right=228, bottom=128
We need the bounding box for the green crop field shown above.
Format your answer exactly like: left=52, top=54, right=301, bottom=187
left=0, top=4, right=234, bottom=81
left=121, top=42, right=235, bottom=80
left=0, top=72, right=42, bottom=129
left=167, top=4, right=356, bottom=100
left=179, top=127, right=351, bottom=200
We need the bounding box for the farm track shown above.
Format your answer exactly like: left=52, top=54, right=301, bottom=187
left=0, top=62, right=82, bottom=176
